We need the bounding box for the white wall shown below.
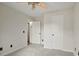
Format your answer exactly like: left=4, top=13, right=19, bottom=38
left=0, top=4, right=30, bottom=55
left=0, top=3, right=76, bottom=56
left=40, top=16, right=44, bottom=45
left=43, top=8, right=74, bottom=52
left=73, top=3, right=79, bottom=55
left=63, top=8, right=74, bottom=51
left=44, top=14, right=64, bottom=49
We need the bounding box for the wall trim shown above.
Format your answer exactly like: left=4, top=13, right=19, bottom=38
left=0, top=45, right=27, bottom=56
left=44, top=47, right=75, bottom=56
left=1, top=46, right=75, bottom=56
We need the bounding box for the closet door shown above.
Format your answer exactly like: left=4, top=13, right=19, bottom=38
left=44, top=14, right=64, bottom=49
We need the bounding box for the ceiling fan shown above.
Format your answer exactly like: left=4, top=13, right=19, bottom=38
left=28, top=2, right=47, bottom=10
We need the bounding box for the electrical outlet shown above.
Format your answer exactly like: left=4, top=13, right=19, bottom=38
left=0, top=47, right=3, bottom=51
left=10, top=44, right=13, bottom=48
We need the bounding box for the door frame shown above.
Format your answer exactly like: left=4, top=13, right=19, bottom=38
left=27, top=21, right=42, bottom=45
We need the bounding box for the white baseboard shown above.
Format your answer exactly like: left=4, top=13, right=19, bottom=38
left=60, top=49, right=74, bottom=53
left=0, top=45, right=27, bottom=56
left=60, top=49, right=77, bottom=56
left=44, top=47, right=75, bottom=55
left=1, top=45, right=75, bottom=56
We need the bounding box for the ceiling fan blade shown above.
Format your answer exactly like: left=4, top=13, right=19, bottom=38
left=39, top=2, right=47, bottom=10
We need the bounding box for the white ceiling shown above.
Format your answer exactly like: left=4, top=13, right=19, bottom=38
left=2, top=2, right=75, bottom=17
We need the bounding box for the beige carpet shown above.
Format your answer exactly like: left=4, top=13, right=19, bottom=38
left=6, top=44, right=74, bottom=56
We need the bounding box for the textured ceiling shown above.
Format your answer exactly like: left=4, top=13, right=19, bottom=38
left=2, top=2, right=75, bottom=17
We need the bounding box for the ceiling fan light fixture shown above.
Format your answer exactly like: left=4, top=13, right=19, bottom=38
left=28, top=2, right=47, bottom=10
left=32, top=3, right=35, bottom=9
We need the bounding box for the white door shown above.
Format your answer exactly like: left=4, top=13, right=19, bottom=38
left=30, top=21, right=41, bottom=44
left=44, top=14, right=64, bottom=49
